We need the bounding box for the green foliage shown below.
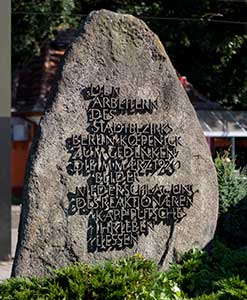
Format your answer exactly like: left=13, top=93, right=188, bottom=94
left=215, top=276, right=247, bottom=300
left=12, top=0, right=81, bottom=69
left=86, top=256, right=156, bottom=300
left=0, top=256, right=185, bottom=300
left=1, top=247, right=247, bottom=300
left=214, top=151, right=247, bottom=214
left=214, top=151, right=247, bottom=248
left=0, top=263, right=89, bottom=299
left=167, top=241, right=247, bottom=299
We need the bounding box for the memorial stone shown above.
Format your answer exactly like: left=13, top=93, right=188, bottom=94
left=12, top=9, right=218, bottom=277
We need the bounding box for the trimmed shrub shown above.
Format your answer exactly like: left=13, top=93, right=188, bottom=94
left=166, top=241, right=247, bottom=299
left=214, top=151, right=247, bottom=214
left=1, top=245, right=247, bottom=300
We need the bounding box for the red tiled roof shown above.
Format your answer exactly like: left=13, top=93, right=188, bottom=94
left=12, top=29, right=77, bottom=113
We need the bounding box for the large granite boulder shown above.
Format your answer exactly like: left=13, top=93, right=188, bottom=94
left=12, top=9, right=218, bottom=277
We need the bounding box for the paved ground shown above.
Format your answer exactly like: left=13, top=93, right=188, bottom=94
left=0, top=205, right=20, bottom=281
left=0, top=261, right=12, bottom=281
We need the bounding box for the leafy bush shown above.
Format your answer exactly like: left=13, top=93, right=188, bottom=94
left=214, top=151, right=247, bottom=248
left=1, top=246, right=247, bottom=300
left=0, top=256, right=184, bottom=300
left=167, top=241, right=247, bottom=299
left=0, top=263, right=89, bottom=300
left=214, top=151, right=247, bottom=214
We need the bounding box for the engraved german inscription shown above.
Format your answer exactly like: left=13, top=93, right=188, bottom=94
left=65, top=85, right=197, bottom=252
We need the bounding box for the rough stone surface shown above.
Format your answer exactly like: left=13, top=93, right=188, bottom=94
left=12, top=9, right=218, bottom=277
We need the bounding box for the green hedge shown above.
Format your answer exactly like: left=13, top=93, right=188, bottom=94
left=214, top=151, right=247, bottom=249
left=1, top=242, right=247, bottom=300
left=214, top=152, right=247, bottom=215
